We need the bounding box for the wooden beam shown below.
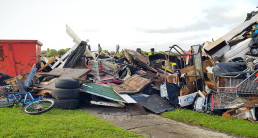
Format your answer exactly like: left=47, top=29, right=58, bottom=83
left=38, top=57, right=56, bottom=72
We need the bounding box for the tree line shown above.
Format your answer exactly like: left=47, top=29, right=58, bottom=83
left=42, top=48, right=71, bottom=57
left=42, top=48, right=179, bottom=57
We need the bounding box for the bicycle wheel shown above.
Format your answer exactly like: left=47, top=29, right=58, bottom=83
left=23, top=98, right=54, bottom=115
left=0, top=92, right=22, bottom=108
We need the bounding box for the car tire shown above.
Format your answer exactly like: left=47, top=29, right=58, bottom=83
left=54, top=99, right=80, bottom=109
left=55, top=79, right=80, bottom=89
left=52, top=88, right=80, bottom=99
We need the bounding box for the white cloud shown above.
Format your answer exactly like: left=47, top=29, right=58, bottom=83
left=0, top=0, right=257, bottom=52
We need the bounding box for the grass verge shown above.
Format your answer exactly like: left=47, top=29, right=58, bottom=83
left=0, top=106, right=141, bottom=137
left=162, top=109, right=258, bottom=137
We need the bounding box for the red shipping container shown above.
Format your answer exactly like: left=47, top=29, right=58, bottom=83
left=0, top=40, right=42, bottom=77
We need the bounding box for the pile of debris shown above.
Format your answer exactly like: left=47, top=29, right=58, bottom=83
left=0, top=11, right=258, bottom=122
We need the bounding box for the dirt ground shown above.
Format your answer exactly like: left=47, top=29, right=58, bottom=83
left=82, top=105, right=235, bottom=138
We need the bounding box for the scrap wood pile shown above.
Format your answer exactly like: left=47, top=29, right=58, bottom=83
left=0, top=10, right=258, bottom=121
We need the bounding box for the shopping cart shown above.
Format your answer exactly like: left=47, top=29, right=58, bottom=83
left=211, top=67, right=258, bottom=110
left=88, top=57, right=121, bottom=83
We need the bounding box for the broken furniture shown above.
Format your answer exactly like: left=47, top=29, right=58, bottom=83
left=168, top=44, right=206, bottom=92
left=222, top=99, right=258, bottom=121
left=203, top=38, right=230, bottom=60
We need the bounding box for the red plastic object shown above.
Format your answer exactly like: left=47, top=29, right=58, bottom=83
left=0, top=40, right=42, bottom=77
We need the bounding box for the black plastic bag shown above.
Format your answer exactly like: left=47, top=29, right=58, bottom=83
left=166, top=82, right=181, bottom=106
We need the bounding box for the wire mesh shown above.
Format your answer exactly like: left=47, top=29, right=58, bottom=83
left=212, top=76, right=258, bottom=110
left=89, top=58, right=119, bottom=82
left=89, top=60, right=100, bottom=81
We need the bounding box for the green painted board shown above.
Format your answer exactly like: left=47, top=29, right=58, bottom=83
left=81, top=83, right=125, bottom=102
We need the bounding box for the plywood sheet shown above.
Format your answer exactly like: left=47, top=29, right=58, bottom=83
left=38, top=68, right=90, bottom=89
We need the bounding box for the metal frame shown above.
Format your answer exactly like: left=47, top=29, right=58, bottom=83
left=168, top=44, right=206, bottom=91
left=214, top=66, right=258, bottom=90
left=211, top=64, right=258, bottom=110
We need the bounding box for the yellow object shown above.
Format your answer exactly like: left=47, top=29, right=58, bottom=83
left=148, top=52, right=156, bottom=56
left=171, top=62, right=177, bottom=66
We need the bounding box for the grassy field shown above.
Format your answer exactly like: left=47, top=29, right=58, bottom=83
left=162, top=109, right=258, bottom=137
left=0, top=106, right=141, bottom=138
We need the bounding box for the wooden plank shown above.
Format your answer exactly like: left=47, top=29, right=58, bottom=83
left=4, top=74, right=28, bottom=91
left=202, top=59, right=214, bottom=73
left=179, top=65, right=201, bottom=83
left=205, top=80, right=216, bottom=90
left=120, top=94, right=137, bottom=103
left=38, top=57, right=56, bottom=72
left=37, top=89, right=52, bottom=95
left=38, top=68, right=90, bottom=89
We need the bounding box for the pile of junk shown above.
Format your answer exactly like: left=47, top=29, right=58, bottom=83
left=0, top=10, right=258, bottom=122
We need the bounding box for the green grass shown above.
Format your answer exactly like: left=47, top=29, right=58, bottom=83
left=162, top=109, right=258, bottom=137
left=0, top=106, right=141, bottom=138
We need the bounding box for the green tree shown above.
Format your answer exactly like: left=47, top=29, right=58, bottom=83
left=141, top=51, right=148, bottom=56
left=41, top=50, right=47, bottom=57
left=65, top=48, right=70, bottom=52
left=100, top=50, right=109, bottom=56
left=57, top=49, right=66, bottom=56
left=46, top=49, right=57, bottom=57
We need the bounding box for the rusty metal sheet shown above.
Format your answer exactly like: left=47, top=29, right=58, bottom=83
left=124, top=49, right=150, bottom=65
left=108, top=74, right=152, bottom=94
left=179, top=65, right=201, bottom=83
left=38, top=68, right=90, bottom=89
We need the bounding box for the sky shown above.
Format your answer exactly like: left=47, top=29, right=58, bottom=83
left=0, top=0, right=257, bottom=52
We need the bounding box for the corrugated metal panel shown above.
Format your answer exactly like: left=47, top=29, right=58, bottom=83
left=81, top=83, right=125, bottom=102
left=221, top=14, right=258, bottom=41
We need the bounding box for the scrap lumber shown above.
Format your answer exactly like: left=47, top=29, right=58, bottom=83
left=38, top=57, right=57, bottom=72
left=222, top=99, right=258, bottom=118
left=38, top=68, right=90, bottom=89
left=107, top=74, right=152, bottom=94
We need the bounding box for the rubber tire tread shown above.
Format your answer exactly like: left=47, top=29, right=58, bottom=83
left=52, top=88, right=80, bottom=99
left=54, top=99, right=80, bottom=109
left=23, top=98, right=55, bottom=115
left=55, top=79, right=80, bottom=89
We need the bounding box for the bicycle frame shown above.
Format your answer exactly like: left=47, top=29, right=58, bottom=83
left=1, top=90, right=54, bottom=115
left=23, top=92, right=43, bottom=106
left=8, top=91, right=43, bottom=106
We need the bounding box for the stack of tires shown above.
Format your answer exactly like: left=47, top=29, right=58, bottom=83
left=52, top=79, right=80, bottom=110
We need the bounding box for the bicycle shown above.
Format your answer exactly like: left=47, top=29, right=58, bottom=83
left=0, top=90, right=55, bottom=115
